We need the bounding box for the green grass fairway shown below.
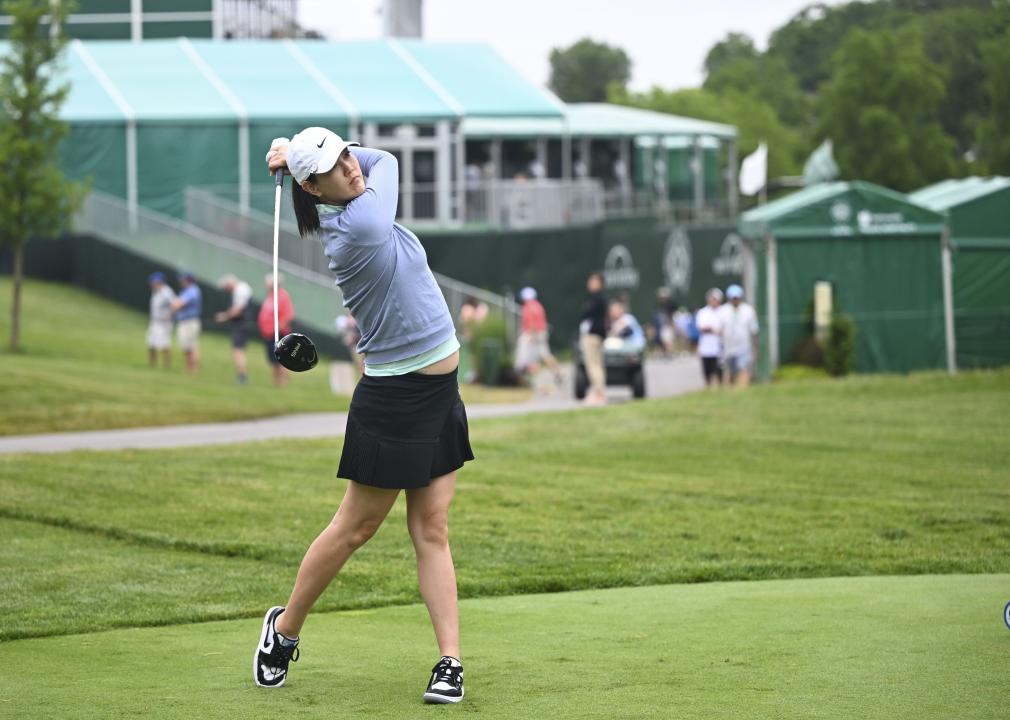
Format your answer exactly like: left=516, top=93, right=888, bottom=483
left=2, top=369, right=1007, bottom=640
left=0, top=278, right=346, bottom=434
left=2, top=574, right=1007, bottom=720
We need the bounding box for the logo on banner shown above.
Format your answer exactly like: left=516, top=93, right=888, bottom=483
left=712, top=233, right=744, bottom=276
left=831, top=201, right=852, bottom=224
left=604, top=245, right=640, bottom=290
left=663, top=228, right=692, bottom=295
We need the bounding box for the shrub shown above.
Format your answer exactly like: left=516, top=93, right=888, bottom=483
left=468, top=313, right=512, bottom=385
left=824, top=313, right=857, bottom=377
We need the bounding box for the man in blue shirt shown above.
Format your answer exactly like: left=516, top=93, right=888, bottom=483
left=172, top=272, right=202, bottom=373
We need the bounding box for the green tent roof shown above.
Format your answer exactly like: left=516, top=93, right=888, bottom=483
left=909, top=177, right=1010, bottom=246
left=397, top=40, right=564, bottom=118
left=462, top=104, right=737, bottom=141
left=738, top=181, right=946, bottom=239
left=3, top=38, right=566, bottom=124
left=909, top=176, right=1010, bottom=210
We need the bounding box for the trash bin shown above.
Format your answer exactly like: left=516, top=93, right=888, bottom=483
left=478, top=339, right=502, bottom=385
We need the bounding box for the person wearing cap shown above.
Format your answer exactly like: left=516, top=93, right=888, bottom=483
left=695, top=288, right=725, bottom=387
left=514, top=286, right=561, bottom=389
left=256, top=128, right=472, bottom=703
left=146, top=271, right=176, bottom=369
left=719, top=284, right=759, bottom=387
left=215, top=273, right=254, bottom=385
left=258, top=273, right=295, bottom=387
left=171, top=272, right=202, bottom=374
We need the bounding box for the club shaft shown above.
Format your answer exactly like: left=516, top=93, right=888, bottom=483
left=272, top=170, right=283, bottom=344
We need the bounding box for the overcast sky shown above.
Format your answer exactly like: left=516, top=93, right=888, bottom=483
left=298, top=0, right=842, bottom=92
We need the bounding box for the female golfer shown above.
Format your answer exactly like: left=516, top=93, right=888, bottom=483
left=253, top=127, right=473, bottom=704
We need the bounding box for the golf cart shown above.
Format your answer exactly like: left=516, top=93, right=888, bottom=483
left=574, top=335, right=646, bottom=400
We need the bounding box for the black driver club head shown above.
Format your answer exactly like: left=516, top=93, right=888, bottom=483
left=274, top=332, right=318, bottom=372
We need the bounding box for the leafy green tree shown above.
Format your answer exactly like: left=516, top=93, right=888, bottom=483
left=0, top=0, right=85, bottom=351
left=817, top=27, right=956, bottom=190
left=767, top=1, right=899, bottom=93
left=702, top=32, right=758, bottom=78
left=915, top=6, right=1010, bottom=158
left=976, top=27, right=1010, bottom=173
left=548, top=38, right=631, bottom=103
left=705, top=53, right=811, bottom=130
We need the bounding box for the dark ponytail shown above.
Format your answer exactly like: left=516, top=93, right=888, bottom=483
left=291, top=175, right=321, bottom=237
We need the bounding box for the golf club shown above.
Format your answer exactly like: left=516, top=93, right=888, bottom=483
left=271, top=168, right=318, bottom=372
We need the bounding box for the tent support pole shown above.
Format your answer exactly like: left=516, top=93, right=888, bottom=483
left=766, top=232, right=779, bottom=374
left=941, top=228, right=957, bottom=374
left=126, top=119, right=138, bottom=230
left=727, top=137, right=738, bottom=218
left=238, top=119, right=250, bottom=213
left=693, top=135, right=704, bottom=218
left=436, top=120, right=452, bottom=225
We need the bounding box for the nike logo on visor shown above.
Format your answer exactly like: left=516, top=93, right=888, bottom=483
left=317, top=136, right=326, bottom=148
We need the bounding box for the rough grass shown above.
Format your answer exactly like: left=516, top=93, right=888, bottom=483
left=2, top=368, right=1008, bottom=640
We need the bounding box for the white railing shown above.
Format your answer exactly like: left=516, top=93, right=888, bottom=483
left=183, top=187, right=521, bottom=339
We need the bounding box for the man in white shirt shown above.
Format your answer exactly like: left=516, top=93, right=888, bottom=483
left=147, top=271, right=176, bottom=369
left=695, top=288, right=724, bottom=387
left=719, top=284, right=759, bottom=387
left=216, top=273, right=254, bottom=385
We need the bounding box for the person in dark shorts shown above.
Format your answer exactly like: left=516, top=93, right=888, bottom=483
left=695, top=288, right=724, bottom=387
left=215, top=273, right=253, bottom=384
left=255, top=128, right=472, bottom=705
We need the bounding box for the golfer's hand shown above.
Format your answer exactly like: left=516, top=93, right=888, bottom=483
left=214, top=311, right=228, bottom=323
left=266, top=137, right=290, bottom=175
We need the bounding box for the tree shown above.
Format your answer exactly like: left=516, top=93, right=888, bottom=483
left=702, top=32, right=758, bottom=78
left=817, top=27, right=956, bottom=190
left=0, top=0, right=85, bottom=351
left=976, top=27, right=1010, bottom=173
left=548, top=38, right=630, bottom=103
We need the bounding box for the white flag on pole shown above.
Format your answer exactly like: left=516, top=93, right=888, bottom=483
left=739, top=142, right=768, bottom=197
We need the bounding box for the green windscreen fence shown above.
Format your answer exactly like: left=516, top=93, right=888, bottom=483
left=953, top=243, right=1010, bottom=368
left=775, top=235, right=946, bottom=373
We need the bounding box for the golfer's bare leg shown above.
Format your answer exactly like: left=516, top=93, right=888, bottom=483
left=407, top=472, right=460, bottom=659
left=275, top=481, right=399, bottom=638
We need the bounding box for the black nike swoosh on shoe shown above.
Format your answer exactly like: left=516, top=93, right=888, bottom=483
left=317, top=136, right=326, bottom=148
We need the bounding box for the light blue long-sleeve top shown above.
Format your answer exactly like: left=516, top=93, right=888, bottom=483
left=317, top=147, right=456, bottom=367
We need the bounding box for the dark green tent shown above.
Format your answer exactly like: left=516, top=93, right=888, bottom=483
left=910, top=177, right=1010, bottom=368
left=739, top=181, right=952, bottom=376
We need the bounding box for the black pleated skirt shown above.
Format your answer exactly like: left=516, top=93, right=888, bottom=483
left=337, top=367, right=474, bottom=489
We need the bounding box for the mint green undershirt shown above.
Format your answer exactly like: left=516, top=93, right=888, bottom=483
left=364, top=336, right=460, bottom=377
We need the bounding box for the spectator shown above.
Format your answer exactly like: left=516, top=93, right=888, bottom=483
left=458, top=296, right=489, bottom=383
left=695, top=288, right=724, bottom=388
left=215, top=274, right=254, bottom=385
left=579, top=272, right=608, bottom=405
left=672, top=305, right=694, bottom=357
left=146, top=271, right=176, bottom=369
left=171, top=271, right=202, bottom=374
left=650, top=287, right=674, bottom=356
left=336, top=312, right=365, bottom=377
left=608, top=299, right=646, bottom=347
left=720, top=284, right=759, bottom=387
left=258, top=273, right=295, bottom=387
left=514, top=286, right=561, bottom=389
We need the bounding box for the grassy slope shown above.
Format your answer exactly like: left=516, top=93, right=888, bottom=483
left=0, top=279, right=346, bottom=433
left=2, top=574, right=1007, bottom=719
left=2, top=368, right=1008, bottom=640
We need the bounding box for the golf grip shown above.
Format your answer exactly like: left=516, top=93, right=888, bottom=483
left=272, top=169, right=283, bottom=345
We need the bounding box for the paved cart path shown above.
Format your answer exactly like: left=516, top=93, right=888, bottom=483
left=0, top=356, right=705, bottom=454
